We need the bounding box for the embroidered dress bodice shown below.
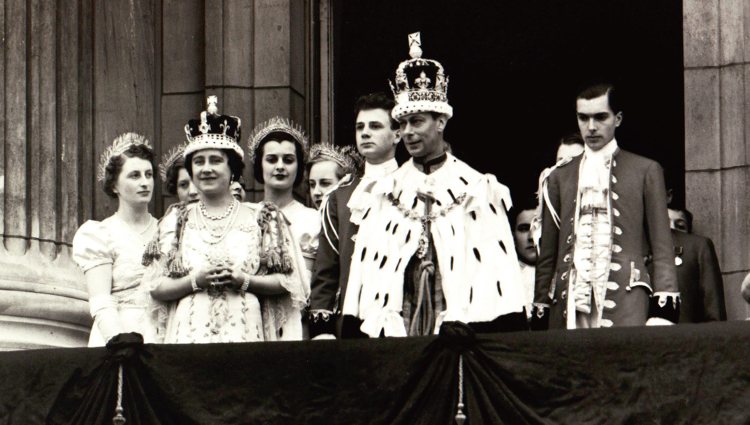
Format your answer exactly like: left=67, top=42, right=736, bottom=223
left=170, top=205, right=264, bottom=343
left=147, top=202, right=309, bottom=344
left=572, top=140, right=617, bottom=323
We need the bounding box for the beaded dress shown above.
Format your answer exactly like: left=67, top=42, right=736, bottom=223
left=145, top=201, right=309, bottom=343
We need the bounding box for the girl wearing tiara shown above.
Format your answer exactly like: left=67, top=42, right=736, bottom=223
left=72, top=133, right=158, bottom=346
left=248, top=117, right=320, bottom=274
left=307, top=143, right=361, bottom=209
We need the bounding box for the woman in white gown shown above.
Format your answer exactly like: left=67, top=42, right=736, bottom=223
left=144, top=97, right=309, bottom=343
left=247, top=117, right=321, bottom=274
left=72, top=133, right=158, bottom=346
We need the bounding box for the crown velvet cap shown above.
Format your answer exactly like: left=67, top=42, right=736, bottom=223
left=183, top=96, right=244, bottom=160
left=390, top=32, right=452, bottom=120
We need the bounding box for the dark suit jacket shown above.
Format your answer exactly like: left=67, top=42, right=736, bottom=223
left=670, top=230, right=726, bottom=322
left=535, top=148, right=679, bottom=328
left=309, top=177, right=360, bottom=337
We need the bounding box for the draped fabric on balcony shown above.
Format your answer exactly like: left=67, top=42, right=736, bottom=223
left=1, top=322, right=749, bottom=425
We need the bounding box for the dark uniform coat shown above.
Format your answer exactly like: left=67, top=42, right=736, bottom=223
left=670, top=230, right=726, bottom=322
left=309, top=177, right=360, bottom=337
left=535, top=148, right=679, bottom=328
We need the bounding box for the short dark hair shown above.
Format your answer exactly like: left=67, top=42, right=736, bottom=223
left=576, top=83, right=621, bottom=114
left=103, top=144, right=155, bottom=199
left=185, top=149, right=245, bottom=182
left=354, top=92, right=399, bottom=130
left=509, top=195, right=538, bottom=228
left=559, top=132, right=584, bottom=147
left=252, top=132, right=306, bottom=186
left=164, top=157, right=186, bottom=196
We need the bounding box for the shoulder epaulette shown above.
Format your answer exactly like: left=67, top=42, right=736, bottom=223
left=555, top=155, right=575, bottom=168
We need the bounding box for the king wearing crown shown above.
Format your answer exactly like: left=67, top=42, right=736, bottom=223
left=340, top=33, right=528, bottom=337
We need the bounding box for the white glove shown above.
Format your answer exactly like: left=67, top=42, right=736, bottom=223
left=89, top=294, right=124, bottom=342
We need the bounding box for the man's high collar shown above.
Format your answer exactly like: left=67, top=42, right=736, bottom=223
left=413, top=152, right=448, bottom=175
left=363, top=158, right=398, bottom=179
left=584, top=138, right=618, bottom=159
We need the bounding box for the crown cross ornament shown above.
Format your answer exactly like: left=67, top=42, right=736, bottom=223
left=408, top=32, right=423, bottom=58
left=389, top=32, right=453, bottom=120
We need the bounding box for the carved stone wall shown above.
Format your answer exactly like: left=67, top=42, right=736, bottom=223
left=683, top=0, right=750, bottom=319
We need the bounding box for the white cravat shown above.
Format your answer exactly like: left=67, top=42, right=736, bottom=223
left=580, top=139, right=618, bottom=190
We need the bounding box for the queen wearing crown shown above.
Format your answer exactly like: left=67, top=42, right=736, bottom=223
left=144, top=97, right=309, bottom=343
left=72, top=133, right=158, bottom=346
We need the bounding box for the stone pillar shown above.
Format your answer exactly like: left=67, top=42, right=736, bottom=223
left=0, top=0, right=160, bottom=349
left=683, top=0, right=750, bottom=319
left=0, top=0, right=89, bottom=349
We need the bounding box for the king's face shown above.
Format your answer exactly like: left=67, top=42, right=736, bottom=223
left=398, top=112, right=443, bottom=160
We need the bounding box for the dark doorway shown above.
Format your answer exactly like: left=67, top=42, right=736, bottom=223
left=332, top=0, right=684, bottom=208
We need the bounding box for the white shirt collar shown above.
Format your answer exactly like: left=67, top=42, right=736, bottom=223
left=364, top=158, right=398, bottom=179
left=584, top=138, right=618, bottom=159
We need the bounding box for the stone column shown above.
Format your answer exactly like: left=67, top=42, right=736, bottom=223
left=0, top=0, right=160, bottom=349
left=683, top=0, right=750, bottom=319
left=0, top=0, right=90, bottom=349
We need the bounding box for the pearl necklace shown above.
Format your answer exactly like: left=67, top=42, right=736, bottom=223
left=199, top=199, right=237, bottom=221
left=196, top=199, right=240, bottom=245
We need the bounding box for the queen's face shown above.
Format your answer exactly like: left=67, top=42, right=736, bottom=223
left=114, top=156, right=154, bottom=206
left=191, top=149, right=232, bottom=196
left=261, top=140, right=298, bottom=192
